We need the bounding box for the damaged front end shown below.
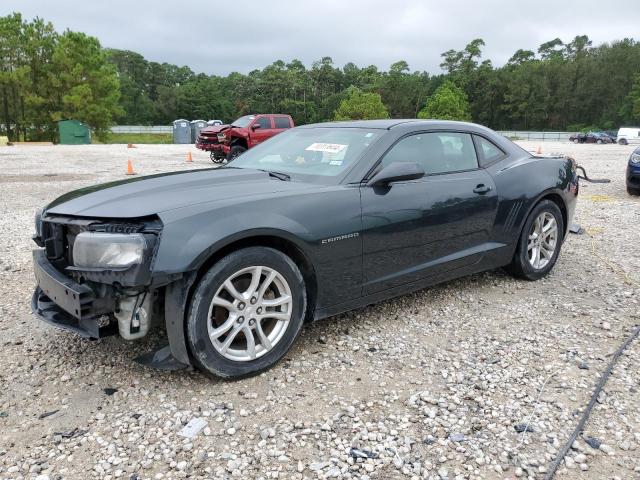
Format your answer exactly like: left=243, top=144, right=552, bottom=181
left=31, top=212, right=189, bottom=369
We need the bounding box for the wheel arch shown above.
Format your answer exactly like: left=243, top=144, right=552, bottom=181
left=187, top=233, right=318, bottom=324
left=230, top=136, right=248, bottom=149
left=537, top=192, right=568, bottom=239
left=519, top=189, right=568, bottom=240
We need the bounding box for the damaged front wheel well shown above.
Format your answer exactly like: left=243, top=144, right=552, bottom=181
left=188, top=236, right=318, bottom=324
left=166, top=236, right=318, bottom=367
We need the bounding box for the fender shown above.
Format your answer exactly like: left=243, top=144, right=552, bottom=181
left=185, top=227, right=316, bottom=272
left=515, top=156, right=578, bottom=239
left=488, top=156, right=577, bottom=250
left=230, top=136, right=248, bottom=148
left=521, top=188, right=569, bottom=234
left=155, top=205, right=317, bottom=274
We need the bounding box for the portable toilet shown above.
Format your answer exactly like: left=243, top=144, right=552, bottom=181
left=58, top=120, right=91, bottom=145
left=190, top=120, right=207, bottom=143
left=172, top=119, right=191, bottom=144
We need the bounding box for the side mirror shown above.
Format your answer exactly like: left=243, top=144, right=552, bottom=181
left=367, top=162, right=425, bottom=187
left=251, top=124, right=261, bottom=130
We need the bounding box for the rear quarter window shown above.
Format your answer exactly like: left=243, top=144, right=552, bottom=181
left=274, top=116, right=292, bottom=129
left=474, top=135, right=506, bottom=166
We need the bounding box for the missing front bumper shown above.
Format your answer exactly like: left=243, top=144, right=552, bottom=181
left=31, top=248, right=193, bottom=369
left=31, top=249, right=117, bottom=338
left=31, top=287, right=116, bottom=339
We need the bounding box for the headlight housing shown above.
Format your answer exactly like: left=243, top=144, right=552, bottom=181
left=73, top=232, right=146, bottom=269
left=630, top=152, right=640, bottom=164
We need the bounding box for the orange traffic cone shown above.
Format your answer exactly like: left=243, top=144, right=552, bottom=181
left=126, top=159, right=136, bottom=175
left=186, top=151, right=193, bottom=162
left=536, top=145, right=542, bottom=155
left=127, top=143, right=136, bottom=149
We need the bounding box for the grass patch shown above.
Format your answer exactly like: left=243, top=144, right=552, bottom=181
left=95, top=133, right=173, bottom=144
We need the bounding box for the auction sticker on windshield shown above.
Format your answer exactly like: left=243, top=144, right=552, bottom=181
left=305, top=143, right=347, bottom=153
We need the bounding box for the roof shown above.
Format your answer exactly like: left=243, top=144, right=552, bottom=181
left=299, top=119, right=481, bottom=130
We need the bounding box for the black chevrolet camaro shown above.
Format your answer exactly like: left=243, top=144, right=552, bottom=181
left=32, top=120, right=579, bottom=378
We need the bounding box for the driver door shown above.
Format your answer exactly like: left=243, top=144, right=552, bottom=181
left=360, top=131, right=498, bottom=294
left=249, top=115, right=274, bottom=147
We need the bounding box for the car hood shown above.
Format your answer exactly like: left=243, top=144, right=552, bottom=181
left=45, top=168, right=318, bottom=218
left=200, top=124, right=229, bottom=134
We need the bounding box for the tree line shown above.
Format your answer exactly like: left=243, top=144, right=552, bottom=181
left=2, top=11, right=640, bottom=141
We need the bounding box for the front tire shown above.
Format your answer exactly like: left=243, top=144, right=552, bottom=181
left=572, top=138, right=579, bottom=144
left=186, top=247, right=306, bottom=378
left=619, top=139, right=628, bottom=145
left=227, top=145, right=247, bottom=161
left=628, top=186, right=640, bottom=196
left=210, top=151, right=224, bottom=163
left=507, top=200, right=564, bottom=281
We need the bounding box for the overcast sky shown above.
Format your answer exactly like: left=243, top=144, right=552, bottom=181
left=6, top=1, right=640, bottom=75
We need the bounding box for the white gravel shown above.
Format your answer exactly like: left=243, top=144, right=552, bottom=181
left=0, top=142, right=639, bottom=479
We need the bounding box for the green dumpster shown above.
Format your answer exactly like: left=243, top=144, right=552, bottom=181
left=58, top=120, right=91, bottom=145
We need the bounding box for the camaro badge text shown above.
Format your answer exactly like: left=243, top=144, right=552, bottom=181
left=321, top=232, right=360, bottom=244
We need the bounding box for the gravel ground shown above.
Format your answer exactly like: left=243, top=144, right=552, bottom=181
left=0, top=141, right=638, bottom=480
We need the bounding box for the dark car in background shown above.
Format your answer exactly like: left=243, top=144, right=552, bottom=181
left=627, top=146, right=640, bottom=195
left=569, top=132, right=614, bottom=144
left=31, top=120, right=579, bottom=378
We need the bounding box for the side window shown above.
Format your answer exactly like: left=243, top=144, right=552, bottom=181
left=274, top=116, right=291, bottom=129
left=380, top=132, right=478, bottom=175
left=255, top=116, right=272, bottom=129
left=380, top=134, right=425, bottom=169
left=474, top=135, right=505, bottom=166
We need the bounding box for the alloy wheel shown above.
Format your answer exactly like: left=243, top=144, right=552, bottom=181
left=207, top=266, right=292, bottom=361
left=527, top=211, right=558, bottom=269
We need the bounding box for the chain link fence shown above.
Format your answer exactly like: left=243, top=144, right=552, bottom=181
left=497, top=131, right=572, bottom=142
left=110, top=126, right=574, bottom=142
left=111, top=125, right=172, bottom=134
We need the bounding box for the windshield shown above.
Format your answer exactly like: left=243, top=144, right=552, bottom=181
left=227, top=127, right=382, bottom=182
left=231, top=115, right=255, bottom=128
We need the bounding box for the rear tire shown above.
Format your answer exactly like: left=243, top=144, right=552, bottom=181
left=186, top=247, right=306, bottom=379
left=627, top=186, right=640, bottom=196
left=619, top=139, right=628, bottom=145
left=227, top=145, right=247, bottom=161
left=573, top=138, right=579, bottom=144
left=506, top=200, right=564, bottom=281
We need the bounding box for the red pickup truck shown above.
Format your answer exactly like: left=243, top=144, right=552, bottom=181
left=196, top=123, right=229, bottom=162
left=196, top=114, right=294, bottom=163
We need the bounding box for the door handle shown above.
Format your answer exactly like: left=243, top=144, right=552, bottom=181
left=473, top=184, right=492, bottom=194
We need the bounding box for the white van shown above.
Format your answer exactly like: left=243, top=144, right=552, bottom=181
left=616, top=127, right=640, bottom=145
